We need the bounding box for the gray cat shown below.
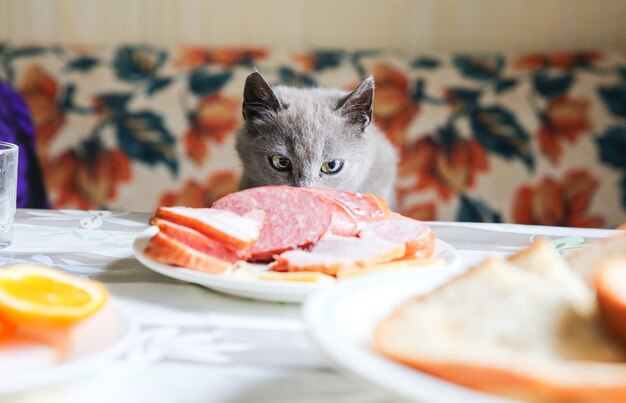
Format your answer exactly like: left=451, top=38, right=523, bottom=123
left=235, top=72, right=398, bottom=209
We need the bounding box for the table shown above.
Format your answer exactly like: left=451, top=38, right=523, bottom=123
left=1, top=209, right=620, bottom=403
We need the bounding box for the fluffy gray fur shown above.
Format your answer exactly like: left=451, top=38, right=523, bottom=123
left=235, top=72, right=398, bottom=208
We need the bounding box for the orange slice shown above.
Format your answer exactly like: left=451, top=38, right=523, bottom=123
left=0, top=264, right=108, bottom=328
left=0, top=315, right=15, bottom=339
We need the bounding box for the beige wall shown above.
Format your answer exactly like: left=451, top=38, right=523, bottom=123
left=1, top=0, right=625, bottom=51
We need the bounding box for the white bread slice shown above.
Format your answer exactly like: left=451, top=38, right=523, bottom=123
left=507, top=239, right=595, bottom=316
left=567, top=232, right=626, bottom=286
left=595, top=257, right=626, bottom=346
left=374, top=259, right=626, bottom=402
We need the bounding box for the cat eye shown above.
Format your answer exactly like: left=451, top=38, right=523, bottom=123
left=270, top=155, right=291, bottom=171
left=321, top=159, right=344, bottom=174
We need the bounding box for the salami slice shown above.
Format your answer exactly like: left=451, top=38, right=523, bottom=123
left=359, top=213, right=435, bottom=259
left=212, top=186, right=333, bottom=261
left=302, top=188, right=390, bottom=236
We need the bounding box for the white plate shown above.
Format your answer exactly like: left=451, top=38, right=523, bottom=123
left=133, top=226, right=461, bottom=303
left=302, top=269, right=512, bottom=403
left=0, top=303, right=135, bottom=396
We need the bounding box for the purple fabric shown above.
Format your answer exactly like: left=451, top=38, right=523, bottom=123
left=0, top=80, right=49, bottom=208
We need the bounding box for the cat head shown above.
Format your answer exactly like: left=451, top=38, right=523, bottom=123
left=235, top=72, right=377, bottom=191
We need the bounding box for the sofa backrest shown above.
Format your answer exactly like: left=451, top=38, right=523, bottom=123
left=1, top=43, right=625, bottom=227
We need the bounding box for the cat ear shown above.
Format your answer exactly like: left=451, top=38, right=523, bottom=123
left=242, top=72, right=283, bottom=123
left=336, top=76, right=374, bottom=131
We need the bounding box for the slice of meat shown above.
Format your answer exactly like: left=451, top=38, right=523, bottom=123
left=271, top=235, right=406, bottom=276
left=155, top=207, right=263, bottom=251
left=149, top=217, right=241, bottom=262
left=359, top=213, right=435, bottom=259
left=144, top=232, right=232, bottom=274
left=212, top=186, right=333, bottom=260
left=301, top=188, right=390, bottom=236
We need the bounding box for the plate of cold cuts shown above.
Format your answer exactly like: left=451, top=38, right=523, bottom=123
left=133, top=186, right=461, bottom=303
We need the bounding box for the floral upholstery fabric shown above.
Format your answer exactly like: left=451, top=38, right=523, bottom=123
left=0, top=43, right=625, bottom=228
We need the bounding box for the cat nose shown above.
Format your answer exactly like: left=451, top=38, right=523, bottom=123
left=293, top=174, right=313, bottom=188
left=293, top=178, right=312, bottom=187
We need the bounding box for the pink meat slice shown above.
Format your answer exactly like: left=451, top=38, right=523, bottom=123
left=212, top=186, right=333, bottom=261
left=149, top=217, right=241, bottom=262
left=300, top=188, right=390, bottom=236
left=358, top=213, right=435, bottom=259
left=271, top=234, right=406, bottom=276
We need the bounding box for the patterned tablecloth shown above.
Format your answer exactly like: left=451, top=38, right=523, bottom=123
left=0, top=209, right=620, bottom=403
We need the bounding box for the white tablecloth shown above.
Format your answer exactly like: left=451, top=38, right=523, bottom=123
left=0, top=209, right=619, bottom=403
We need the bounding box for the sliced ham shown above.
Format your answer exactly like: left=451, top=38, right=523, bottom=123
left=144, top=231, right=232, bottom=274
left=302, top=188, right=390, bottom=236
left=144, top=187, right=436, bottom=277
left=212, top=186, right=334, bottom=260
left=149, top=217, right=241, bottom=263
left=271, top=235, right=406, bottom=276
left=155, top=206, right=263, bottom=251
left=359, top=213, right=435, bottom=259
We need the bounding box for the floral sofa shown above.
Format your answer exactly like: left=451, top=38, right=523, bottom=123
left=1, top=43, right=625, bottom=228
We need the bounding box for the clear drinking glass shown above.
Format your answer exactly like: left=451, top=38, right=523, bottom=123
left=0, top=142, right=18, bottom=249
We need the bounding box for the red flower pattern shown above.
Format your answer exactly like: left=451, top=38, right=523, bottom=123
left=512, top=170, right=604, bottom=228
left=538, top=96, right=591, bottom=164
left=515, top=51, right=601, bottom=70
left=371, top=63, right=420, bottom=148
left=400, top=201, right=437, bottom=222
left=46, top=149, right=131, bottom=209
left=398, top=135, right=489, bottom=202
left=175, top=47, right=267, bottom=68
left=159, top=170, right=240, bottom=208
left=184, top=93, right=241, bottom=165
left=18, top=65, right=66, bottom=153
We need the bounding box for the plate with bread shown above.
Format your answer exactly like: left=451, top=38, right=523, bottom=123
left=303, top=233, right=626, bottom=402
left=0, top=264, right=135, bottom=395
left=133, top=186, right=460, bottom=303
